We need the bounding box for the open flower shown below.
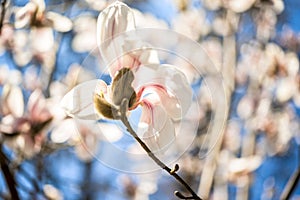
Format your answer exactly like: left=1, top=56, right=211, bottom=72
left=61, top=1, right=192, bottom=152
left=0, top=89, right=53, bottom=158
left=13, top=0, right=72, bottom=67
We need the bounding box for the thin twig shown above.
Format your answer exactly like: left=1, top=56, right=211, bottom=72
left=280, top=166, right=300, bottom=200
left=120, top=99, right=202, bottom=200
left=0, top=145, right=20, bottom=200
left=0, top=0, right=7, bottom=35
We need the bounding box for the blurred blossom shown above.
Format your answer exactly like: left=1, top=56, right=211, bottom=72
left=223, top=121, right=241, bottom=153
left=0, top=89, right=53, bottom=158
left=0, top=77, right=24, bottom=117
left=12, top=30, right=33, bottom=66
left=0, top=24, right=14, bottom=54
left=14, top=0, right=72, bottom=31
left=118, top=175, right=138, bottom=199
left=228, top=156, right=262, bottom=182
left=23, top=65, right=43, bottom=91
left=171, top=8, right=210, bottom=40
left=279, top=25, right=300, bottom=51
left=223, top=0, right=256, bottom=13
left=72, top=15, right=97, bottom=53
left=256, top=0, right=284, bottom=14
left=51, top=118, right=123, bottom=161
left=201, top=37, right=222, bottom=70
left=83, top=0, right=108, bottom=11
left=212, top=11, right=239, bottom=36
left=237, top=95, right=255, bottom=120
left=261, top=177, right=275, bottom=200
left=0, top=65, right=9, bottom=85
left=43, top=184, right=63, bottom=200
left=117, top=173, right=161, bottom=200
left=260, top=112, right=294, bottom=156
left=48, top=64, right=96, bottom=102
left=12, top=0, right=72, bottom=67
left=133, top=9, right=168, bottom=29
left=255, top=9, right=277, bottom=41
left=63, top=63, right=96, bottom=89
left=1, top=87, right=24, bottom=117
left=202, top=0, right=222, bottom=10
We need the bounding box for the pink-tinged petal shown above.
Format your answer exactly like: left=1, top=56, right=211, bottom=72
left=109, top=40, right=160, bottom=78
left=133, top=64, right=192, bottom=120
left=109, top=54, right=141, bottom=78
left=27, top=89, right=52, bottom=122
left=1, top=84, right=24, bottom=117
left=60, top=80, right=107, bottom=120
left=138, top=98, right=175, bottom=153
left=97, top=1, right=135, bottom=66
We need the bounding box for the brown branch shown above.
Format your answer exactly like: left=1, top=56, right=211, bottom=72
left=120, top=99, right=202, bottom=200
left=280, top=166, right=300, bottom=200
left=0, top=0, right=7, bottom=35
left=0, top=145, right=20, bottom=200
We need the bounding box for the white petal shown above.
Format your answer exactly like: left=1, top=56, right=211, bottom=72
left=43, top=184, right=63, bottom=200
left=227, top=0, right=256, bottom=13
left=60, top=80, right=107, bottom=120
left=14, top=3, right=37, bottom=29
left=97, top=1, right=135, bottom=66
left=30, top=27, right=54, bottom=53
left=133, top=64, right=192, bottom=120
left=51, top=119, right=77, bottom=143
left=2, top=84, right=24, bottom=117
left=46, top=12, right=73, bottom=32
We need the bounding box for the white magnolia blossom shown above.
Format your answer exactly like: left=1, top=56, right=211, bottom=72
left=61, top=1, right=192, bottom=153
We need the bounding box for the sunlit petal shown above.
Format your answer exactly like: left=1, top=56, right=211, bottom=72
left=30, top=27, right=54, bottom=53
left=51, top=119, right=77, bottom=143
left=60, top=80, right=107, bottom=120
left=46, top=12, right=73, bottom=32
left=226, top=0, right=256, bottom=13
left=2, top=84, right=24, bottom=117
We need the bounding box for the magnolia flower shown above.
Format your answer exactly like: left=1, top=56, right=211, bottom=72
left=13, top=0, right=72, bottom=67
left=14, top=0, right=72, bottom=32
left=61, top=1, right=192, bottom=152
left=0, top=89, right=53, bottom=158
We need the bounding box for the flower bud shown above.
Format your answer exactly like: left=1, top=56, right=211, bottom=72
left=97, top=1, right=135, bottom=64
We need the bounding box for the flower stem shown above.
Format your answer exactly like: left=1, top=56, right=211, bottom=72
left=120, top=99, right=202, bottom=200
